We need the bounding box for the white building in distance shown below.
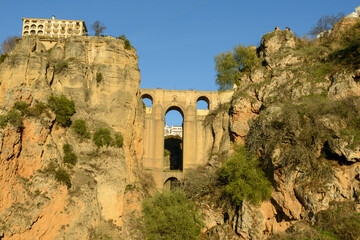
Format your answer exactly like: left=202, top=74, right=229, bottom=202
left=164, top=125, right=182, bottom=138
left=346, top=6, right=360, bottom=18
left=22, top=16, right=87, bottom=38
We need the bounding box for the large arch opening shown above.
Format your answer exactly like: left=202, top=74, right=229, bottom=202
left=164, top=106, right=184, bottom=171
left=141, top=94, right=153, bottom=108
left=197, top=96, right=210, bottom=109
left=163, top=177, right=180, bottom=191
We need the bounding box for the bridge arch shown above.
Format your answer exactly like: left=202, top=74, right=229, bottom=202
left=197, top=96, right=210, bottom=109
left=141, top=93, right=153, bottom=108
left=163, top=177, right=180, bottom=191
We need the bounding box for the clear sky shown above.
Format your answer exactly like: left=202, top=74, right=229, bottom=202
left=1, top=0, right=358, bottom=125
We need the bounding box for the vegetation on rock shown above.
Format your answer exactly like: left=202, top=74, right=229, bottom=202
left=47, top=95, right=76, bottom=127
left=141, top=190, right=204, bottom=240
left=93, top=128, right=113, bottom=148
left=72, top=119, right=91, bottom=139
left=63, top=143, right=78, bottom=166
left=55, top=167, right=71, bottom=188
left=219, top=145, right=272, bottom=206
left=214, top=44, right=261, bottom=90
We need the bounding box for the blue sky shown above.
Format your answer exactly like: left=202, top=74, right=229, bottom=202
left=1, top=0, right=358, bottom=125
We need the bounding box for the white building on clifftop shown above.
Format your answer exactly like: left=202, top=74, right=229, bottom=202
left=22, top=16, right=87, bottom=38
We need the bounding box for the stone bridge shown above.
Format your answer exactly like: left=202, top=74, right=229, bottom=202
left=140, top=88, right=232, bottom=190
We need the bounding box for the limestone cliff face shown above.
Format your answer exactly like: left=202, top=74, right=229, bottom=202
left=0, top=36, right=145, bottom=239
left=203, top=23, right=360, bottom=239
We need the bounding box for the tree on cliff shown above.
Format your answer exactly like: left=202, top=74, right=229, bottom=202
left=214, top=44, right=260, bottom=90
left=1, top=36, right=17, bottom=55
left=309, top=12, right=344, bottom=37
left=91, top=21, right=106, bottom=36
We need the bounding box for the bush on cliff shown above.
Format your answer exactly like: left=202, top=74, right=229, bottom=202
left=93, top=128, right=112, bottom=148
left=55, top=167, right=71, bottom=188
left=47, top=95, right=76, bottom=127
left=219, top=145, right=272, bottom=206
left=63, top=143, right=77, bottom=166
left=141, top=190, right=204, bottom=240
left=72, top=119, right=91, bottom=139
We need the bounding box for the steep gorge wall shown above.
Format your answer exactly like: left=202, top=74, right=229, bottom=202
left=0, top=36, right=145, bottom=239
left=202, top=26, right=360, bottom=239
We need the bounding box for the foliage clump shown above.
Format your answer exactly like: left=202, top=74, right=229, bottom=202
left=214, top=44, right=261, bottom=90
left=0, top=54, right=8, bottom=64
left=72, top=119, right=90, bottom=139
left=96, top=72, right=103, bottom=83
left=114, top=133, right=123, bottom=148
left=47, top=95, right=75, bottom=127
left=6, top=110, right=23, bottom=128
left=93, top=128, right=112, bottom=148
left=124, top=39, right=131, bottom=50
left=141, top=190, right=204, bottom=240
left=54, top=60, right=69, bottom=73
left=55, top=167, right=71, bottom=188
left=219, top=145, right=272, bottom=206
left=93, top=128, right=124, bottom=148
left=12, top=101, right=28, bottom=115
left=63, top=143, right=77, bottom=166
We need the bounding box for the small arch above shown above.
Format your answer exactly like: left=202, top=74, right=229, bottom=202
left=141, top=93, right=153, bottom=108
left=197, top=96, right=210, bottom=110
left=163, top=177, right=180, bottom=191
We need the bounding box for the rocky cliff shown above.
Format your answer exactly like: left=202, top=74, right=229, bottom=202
left=0, top=36, right=146, bottom=239
left=198, top=19, right=360, bottom=239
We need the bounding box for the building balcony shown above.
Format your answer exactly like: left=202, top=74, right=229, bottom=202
left=23, top=31, right=29, bottom=35
left=24, top=26, right=29, bottom=30
left=30, top=30, right=36, bottom=35
left=53, top=29, right=58, bottom=33
left=38, top=30, right=44, bottom=35
left=61, top=23, right=66, bottom=27
left=53, top=23, right=59, bottom=27
left=75, top=24, right=80, bottom=29
left=46, top=28, right=51, bottom=32
left=74, top=29, right=80, bottom=34
left=60, top=29, right=65, bottom=33
left=38, top=25, right=44, bottom=29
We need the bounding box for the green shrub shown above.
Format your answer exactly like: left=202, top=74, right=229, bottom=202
left=63, top=152, right=77, bottom=165
left=54, top=60, right=69, bottom=73
left=93, top=128, right=112, bottom=148
left=142, top=190, right=204, bottom=240
left=72, top=119, right=90, bottom=139
left=0, top=54, right=8, bottom=64
left=219, top=145, right=272, bottom=206
left=63, top=144, right=77, bottom=165
left=7, top=109, right=23, bottom=128
left=63, top=143, right=72, bottom=154
left=47, top=95, right=76, bottom=127
left=124, top=39, right=131, bottom=50
left=117, top=34, right=126, bottom=40
left=55, top=168, right=71, bottom=188
left=12, top=101, right=28, bottom=115
left=28, top=101, right=48, bottom=117
left=0, top=115, right=8, bottom=128
left=114, top=133, right=123, bottom=148
left=96, top=72, right=103, bottom=83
